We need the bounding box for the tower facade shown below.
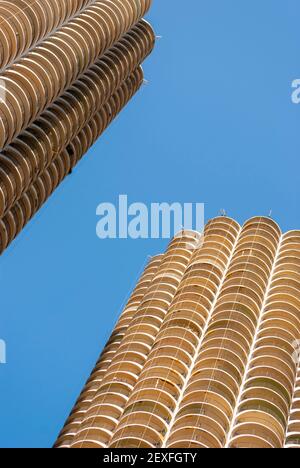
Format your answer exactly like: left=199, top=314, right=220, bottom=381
left=56, top=216, right=300, bottom=448
left=0, top=0, right=154, bottom=255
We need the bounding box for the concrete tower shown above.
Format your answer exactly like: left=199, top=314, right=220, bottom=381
left=55, top=217, right=300, bottom=449
left=0, top=0, right=154, bottom=254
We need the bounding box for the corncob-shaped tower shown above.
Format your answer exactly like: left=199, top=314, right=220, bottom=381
left=55, top=217, right=300, bottom=448
left=0, top=0, right=155, bottom=254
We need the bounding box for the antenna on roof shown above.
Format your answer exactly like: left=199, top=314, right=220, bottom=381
left=219, top=209, right=227, bottom=217
left=268, top=209, right=273, bottom=218
left=143, top=79, right=150, bottom=86
left=156, top=35, right=163, bottom=40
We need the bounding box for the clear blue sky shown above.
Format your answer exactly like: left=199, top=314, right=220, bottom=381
left=0, top=0, right=300, bottom=448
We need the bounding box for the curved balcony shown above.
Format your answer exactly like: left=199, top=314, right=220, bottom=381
left=147, top=344, right=193, bottom=367
left=193, top=357, right=243, bottom=386
left=164, top=308, right=208, bottom=332
left=285, top=434, right=300, bottom=448
left=71, top=426, right=113, bottom=447
left=134, top=376, right=181, bottom=400
left=238, top=228, right=278, bottom=250
left=185, top=378, right=237, bottom=408
left=236, top=400, right=286, bottom=437
left=197, top=347, right=246, bottom=377
left=156, top=325, right=199, bottom=348
left=214, top=294, right=261, bottom=321
left=142, top=355, right=189, bottom=379
left=180, top=389, right=233, bottom=420
left=208, top=312, right=256, bottom=340
left=203, top=328, right=251, bottom=356
left=153, top=335, right=196, bottom=357
left=111, top=423, right=163, bottom=448
left=232, top=247, right=273, bottom=273
left=186, top=259, right=224, bottom=280
left=200, top=336, right=248, bottom=364
left=191, top=367, right=240, bottom=395
left=253, top=347, right=296, bottom=377
left=171, top=413, right=226, bottom=445
left=229, top=416, right=283, bottom=448
left=204, top=216, right=241, bottom=237
left=123, top=400, right=172, bottom=424
left=160, top=316, right=203, bottom=339
left=138, top=366, right=185, bottom=389
left=241, top=387, right=289, bottom=421
left=259, top=316, right=300, bottom=343
left=167, top=427, right=222, bottom=449
left=224, top=269, right=267, bottom=293
left=177, top=401, right=231, bottom=428
left=175, top=282, right=217, bottom=303
left=242, top=217, right=281, bottom=240
left=249, top=356, right=295, bottom=391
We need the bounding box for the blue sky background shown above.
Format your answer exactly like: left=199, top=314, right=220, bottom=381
left=1, top=0, right=300, bottom=447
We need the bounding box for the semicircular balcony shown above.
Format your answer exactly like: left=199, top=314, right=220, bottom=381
left=202, top=328, right=251, bottom=356
left=170, top=413, right=227, bottom=446
left=116, top=412, right=168, bottom=438
left=186, top=259, right=224, bottom=280
left=259, top=316, right=300, bottom=343
left=248, top=356, right=295, bottom=391
left=175, top=280, right=218, bottom=302
left=236, top=400, right=287, bottom=440
left=285, top=434, right=300, bottom=448
left=111, top=423, right=164, bottom=448
left=240, top=386, right=289, bottom=423
left=166, top=426, right=222, bottom=449
left=141, top=355, right=189, bottom=379
left=184, top=263, right=223, bottom=284
left=242, top=216, right=281, bottom=240
left=164, top=308, right=208, bottom=332
left=147, top=344, right=193, bottom=367
left=133, top=376, right=181, bottom=400
left=204, top=217, right=241, bottom=237
left=229, top=415, right=283, bottom=448
left=252, top=345, right=297, bottom=375
left=230, top=252, right=272, bottom=277
left=232, top=246, right=273, bottom=272
left=191, top=367, right=240, bottom=396
left=71, top=426, right=113, bottom=447
left=123, top=400, right=173, bottom=424
left=155, top=325, right=199, bottom=348
left=234, top=238, right=276, bottom=265
left=180, top=389, right=233, bottom=420
left=214, top=295, right=261, bottom=322
left=208, top=313, right=255, bottom=341
left=153, top=335, right=196, bottom=357
left=139, top=365, right=185, bottom=391
left=193, top=356, right=243, bottom=387
left=257, top=324, right=300, bottom=354
left=177, top=401, right=231, bottom=429
left=200, top=336, right=249, bottom=365
left=128, top=387, right=177, bottom=413
left=224, top=269, right=268, bottom=293
left=196, top=346, right=246, bottom=376
left=160, top=316, right=202, bottom=339
left=184, top=377, right=237, bottom=409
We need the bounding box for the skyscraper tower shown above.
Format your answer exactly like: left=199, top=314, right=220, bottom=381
left=55, top=216, right=300, bottom=449
left=0, top=0, right=154, bottom=255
